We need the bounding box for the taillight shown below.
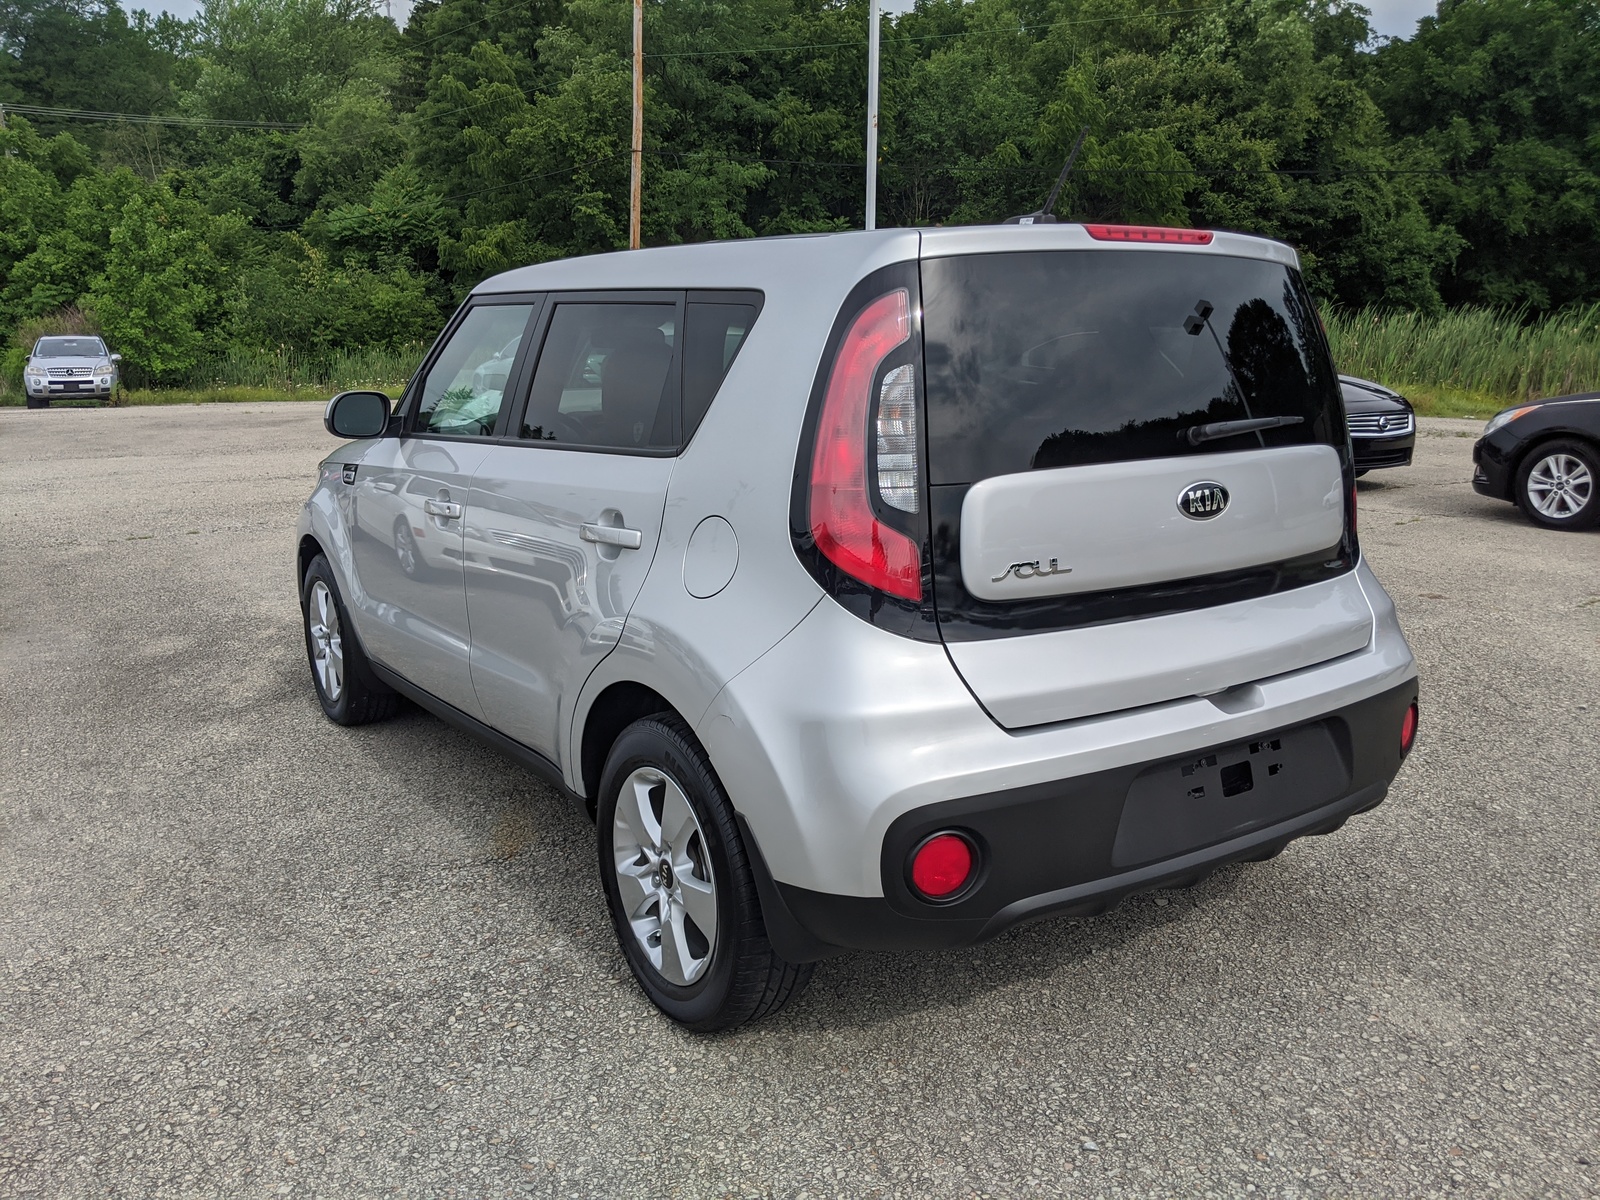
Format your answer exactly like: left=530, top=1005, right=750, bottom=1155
left=1084, top=224, right=1214, bottom=245
left=808, top=288, right=923, bottom=601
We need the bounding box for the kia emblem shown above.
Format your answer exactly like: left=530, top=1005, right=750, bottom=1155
left=1178, top=481, right=1230, bottom=520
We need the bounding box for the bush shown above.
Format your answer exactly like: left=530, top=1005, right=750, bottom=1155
left=2, top=306, right=103, bottom=391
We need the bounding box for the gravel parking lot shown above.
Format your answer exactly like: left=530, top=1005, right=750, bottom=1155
left=1, top=403, right=1597, bottom=1198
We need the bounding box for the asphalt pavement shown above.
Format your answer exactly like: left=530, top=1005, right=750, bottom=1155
left=1, top=404, right=1596, bottom=1198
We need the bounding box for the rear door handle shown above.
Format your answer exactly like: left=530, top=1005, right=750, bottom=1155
left=580, top=523, right=643, bottom=550
left=423, top=499, right=463, bottom=519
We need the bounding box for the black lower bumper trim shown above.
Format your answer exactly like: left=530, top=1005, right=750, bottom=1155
left=1353, top=433, right=1415, bottom=472
left=752, top=676, right=1417, bottom=959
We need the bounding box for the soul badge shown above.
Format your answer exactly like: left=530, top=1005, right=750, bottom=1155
left=991, top=557, right=1071, bottom=583
left=1177, top=481, right=1230, bottom=520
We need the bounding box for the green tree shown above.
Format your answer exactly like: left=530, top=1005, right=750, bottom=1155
left=85, top=190, right=227, bottom=381
left=1371, top=0, right=1600, bottom=308
left=187, top=0, right=400, bottom=124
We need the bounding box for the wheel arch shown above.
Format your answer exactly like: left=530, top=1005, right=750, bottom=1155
left=297, top=534, right=325, bottom=589
left=579, top=681, right=680, bottom=818
left=1512, top=429, right=1600, bottom=481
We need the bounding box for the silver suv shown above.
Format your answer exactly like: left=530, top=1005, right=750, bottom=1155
left=298, top=225, right=1419, bottom=1030
left=23, top=336, right=120, bottom=406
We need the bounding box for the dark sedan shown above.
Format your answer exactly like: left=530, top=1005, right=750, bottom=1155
left=1473, top=393, right=1600, bottom=530
left=1341, top=375, right=1415, bottom=475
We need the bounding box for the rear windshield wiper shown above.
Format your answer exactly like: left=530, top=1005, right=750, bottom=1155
left=1181, top=415, right=1304, bottom=446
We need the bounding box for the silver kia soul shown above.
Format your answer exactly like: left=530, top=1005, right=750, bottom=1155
left=297, top=224, right=1419, bottom=1030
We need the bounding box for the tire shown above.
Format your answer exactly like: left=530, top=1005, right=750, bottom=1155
left=300, top=553, right=399, bottom=725
left=1515, top=439, right=1600, bottom=530
left=393, top=517, right=420, bottom=577
left=597, top=715, right=813, bottom=1031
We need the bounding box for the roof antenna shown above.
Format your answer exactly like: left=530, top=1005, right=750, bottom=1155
left=1003, top=127, right=1089, bottom=225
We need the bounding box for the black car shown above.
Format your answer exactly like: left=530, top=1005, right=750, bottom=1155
left=1472, top=392, right=1600, bottom=530
left=1341, top=375, right=1415, bottom=474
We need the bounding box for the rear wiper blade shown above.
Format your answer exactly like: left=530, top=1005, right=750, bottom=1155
left=1181, top=415, right=1304, bottom=446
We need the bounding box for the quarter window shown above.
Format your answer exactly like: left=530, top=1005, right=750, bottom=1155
left=682, top=301, right=759, bottom=440
left=414, top=304, right=536, bottom=437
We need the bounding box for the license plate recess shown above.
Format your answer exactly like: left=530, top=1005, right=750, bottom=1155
left=1111, top=720, right=1350, bottom=868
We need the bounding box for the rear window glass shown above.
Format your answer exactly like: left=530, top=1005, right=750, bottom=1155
left=921, top=251, right=1341, bottom=484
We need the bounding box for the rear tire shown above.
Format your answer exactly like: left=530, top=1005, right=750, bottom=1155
left=301, top=553, right=398, bottom=726
left=597, top=715, right=812, bottom=1031
left=1516, top=439, right=1600, bottom=530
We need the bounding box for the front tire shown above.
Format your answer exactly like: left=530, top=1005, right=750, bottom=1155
left=597, top=715, right=812, bottom=1031
left=1516, top=439, right=1600, bottom=530
left=301, top=554, right=398, bottom=725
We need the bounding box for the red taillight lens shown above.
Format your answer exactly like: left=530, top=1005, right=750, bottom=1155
left=1084, top=224, right=1214, bottom=245
left=910, top=832, right=975, bottom=900
left=1400, top=702, right=1418, bottom=756
left=809, top=288, right=923, bottom=601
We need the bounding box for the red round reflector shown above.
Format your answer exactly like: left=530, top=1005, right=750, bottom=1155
left=910, top=833, right=975, bottom=899
left=1400, top=702, right=1418, bottom=755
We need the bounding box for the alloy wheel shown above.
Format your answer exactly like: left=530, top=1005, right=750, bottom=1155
left=611, top=767, right=718, bottom=986
left=1526, top=452, right=1594, bottom=520
left=307, top=580, right=344, bottom=703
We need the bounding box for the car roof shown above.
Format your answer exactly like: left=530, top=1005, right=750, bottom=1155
left=473, top=225, right=1300, bottom=296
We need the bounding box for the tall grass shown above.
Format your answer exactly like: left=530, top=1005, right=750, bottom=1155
left=1324, top=305, right=1600, bottom=402
left=172, top=343, right=425, bottom=394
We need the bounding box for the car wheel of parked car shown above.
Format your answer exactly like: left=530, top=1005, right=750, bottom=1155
left=597, top=715, right=813, bottom=1031
left=393, top=518, right=420, bottom=577
left=301, top=554, right=399, bottom=725
left=1516, top=439, right=1600, bottom=530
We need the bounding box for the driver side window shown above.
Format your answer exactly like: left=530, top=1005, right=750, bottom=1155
left=413, top=303, right=535, bottom=437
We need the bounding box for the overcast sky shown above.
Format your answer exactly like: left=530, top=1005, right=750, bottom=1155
left=148, top=0, right=1438, bottom=45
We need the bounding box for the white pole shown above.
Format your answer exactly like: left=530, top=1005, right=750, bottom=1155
left=865, top=0, right=879, bottom=231
left=630, top=0, right=643, bottom=250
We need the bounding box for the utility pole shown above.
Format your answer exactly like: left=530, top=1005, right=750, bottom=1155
left=864, top=0, right=879, bottom=230
left=629, top=0, right=643, bottom=250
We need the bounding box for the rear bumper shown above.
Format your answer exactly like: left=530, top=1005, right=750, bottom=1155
left=703, top=557, right=1417, bottom=960
left=754, top=677, right=1415, bottom=958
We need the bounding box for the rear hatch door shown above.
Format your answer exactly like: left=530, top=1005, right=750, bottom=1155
left=921, top=236, right=1369, bottom=728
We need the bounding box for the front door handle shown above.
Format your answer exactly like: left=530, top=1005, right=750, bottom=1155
left=580, top=522, right=643, bottom=550
left=423, top=498, right=463, bottom=519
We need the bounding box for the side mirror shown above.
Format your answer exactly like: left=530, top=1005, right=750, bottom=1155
left=110, top=353, right=122, bottom=363
left=324, top=390, right=391, bottom=439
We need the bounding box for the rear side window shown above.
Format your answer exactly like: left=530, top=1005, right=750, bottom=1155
left=521, top=302, right=679, bottom=450
left=921, top=251, right=1341, bottom=484
left=682, top=299, right=759, bottom=440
